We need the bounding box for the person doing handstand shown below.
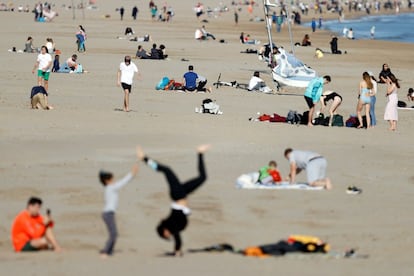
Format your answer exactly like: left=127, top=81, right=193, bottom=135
left=137, top=144, right=210, bottom=257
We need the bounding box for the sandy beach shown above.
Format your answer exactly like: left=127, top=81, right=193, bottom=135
left=1, top=1, right=413, bottom=275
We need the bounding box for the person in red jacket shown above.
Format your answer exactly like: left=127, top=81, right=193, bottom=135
left=11, top=197, right=61, bottom=252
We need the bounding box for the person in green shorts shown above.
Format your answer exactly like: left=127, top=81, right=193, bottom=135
left=32, top=46, right=53, bottom=92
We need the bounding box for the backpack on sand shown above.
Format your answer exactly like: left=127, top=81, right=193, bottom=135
left=155, top=77, right=169, bottom=90
left=286, top=110, right=302, bottom=124
left=331, top=114, right=344, bottom=127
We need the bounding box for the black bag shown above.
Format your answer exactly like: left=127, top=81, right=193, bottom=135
left=331, top=114, right=344, bottom=127
left=286, top=110, right=302, bottom=124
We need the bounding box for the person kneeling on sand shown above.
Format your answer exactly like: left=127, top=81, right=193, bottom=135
left=11, top=197, right=61, bottom=252
left=284, top=148, right=332, bottom=190
left=30, top=85, right=53, bottom=110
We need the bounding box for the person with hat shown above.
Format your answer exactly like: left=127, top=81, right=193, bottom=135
left=98, top=148, right=140, bottom=258
left=117, top=55, right=139, bottom=112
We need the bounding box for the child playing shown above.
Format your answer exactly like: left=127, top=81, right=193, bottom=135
left=99, top=149, right=139, bottom=258
left=258, top=160, right=282, bottom=185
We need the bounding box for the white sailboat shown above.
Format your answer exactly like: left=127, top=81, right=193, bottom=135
left=263, top=0, right=317, bottom=89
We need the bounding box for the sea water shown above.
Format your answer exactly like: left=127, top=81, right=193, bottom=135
left=308, top=12, right=414, bottom=43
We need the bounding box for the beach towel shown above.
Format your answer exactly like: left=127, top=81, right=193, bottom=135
left=236, top=172, right=323, bottom=190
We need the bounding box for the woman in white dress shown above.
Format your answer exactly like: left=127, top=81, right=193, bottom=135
left=384, top=74, right=399, bottom=131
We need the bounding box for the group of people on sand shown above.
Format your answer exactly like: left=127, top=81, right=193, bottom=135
left=28, top=25, right=89, bottom=111
left=11, top=143, right=331, bottom=257
left=135, top=43, right=167, bottom=59
left=303, top=63, right=401, bottom=131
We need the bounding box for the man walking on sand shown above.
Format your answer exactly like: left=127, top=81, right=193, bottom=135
left=304, top=75, right=331, bottom=126
left=117, top=56, right=139, bottom=112
left=284, top=148, right=332, bottom=190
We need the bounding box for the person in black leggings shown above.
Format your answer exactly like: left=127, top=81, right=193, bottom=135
left=137, top=144, right=210, bottom=256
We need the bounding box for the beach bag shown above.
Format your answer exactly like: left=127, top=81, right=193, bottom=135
left=313, top=113, right=326, bottom=126
left=164, top=79, right=175, bottom=90
left=286, top=110, right=301, bottom=124
left=331, top=114, right=344, bottom=127
left=202, top=98, right=218, bottom=114
left=301, top=111, right=309, bottom=125
left=156, top=77, right=169, bottom=90
left=345, top=116, right=358, bottom=128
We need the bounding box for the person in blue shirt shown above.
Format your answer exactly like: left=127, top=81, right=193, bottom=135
left=304, top=75, right=331, bottom=126
left=182, top=65, right=211, bottom=92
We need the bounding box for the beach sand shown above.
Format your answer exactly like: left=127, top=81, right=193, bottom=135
left=0, top=1, right=413, bottom=275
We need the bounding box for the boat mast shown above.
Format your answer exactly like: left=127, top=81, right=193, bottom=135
left=263, top=0, right=275, bottom=67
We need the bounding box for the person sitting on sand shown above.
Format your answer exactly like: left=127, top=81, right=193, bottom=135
left=240, top=32, right=260, bottom=45
left=201, top=25, right=215, bottom=40
left=183, top=65, right=211, bottom=92
left=258, top=160, right=282, bottom=185
left=61, top=54, right=86, bottom=73
left=248, top=71, right=272, bottom=93
left=319, top=90, right=343, bottom=126
left=137, top=144, right=210, bottom=257
left=301, top=34, right=311, bottom=46
left=158, top=44, right=168, bottom=59
left=136, top=45, right=150, bottom=59
left=284, top=148, right=332, bottom=190
left=149, top=43, right=163, bottom=59
left=98, top=150, right=139, bottom=258
left=124, top=27, right=134, bottom=36
left=407, top=88, right=414, bottom=102
left=11, top=197, right=61, bottom=252
left=330, top=35, right=341, bottom=54
left=24, top=36, right=37, bottom=53
left=30, top=86, right=53, bottom=110
left=52, top=54, right=60, bottom=72
left=195, top=28, right=205, bottom=40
